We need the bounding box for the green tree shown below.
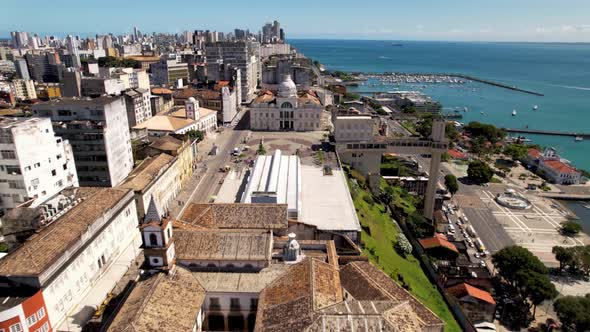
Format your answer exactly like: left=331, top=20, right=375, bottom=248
left=554, top=295, right=590, bottom=332
left=257, top=141, right=266, bottom=155
left=467, top=160, right=494, bottom=184
left=515, top=270, right=558, bottom=316
left=504, top=143, right=528, bottom=160
left=464, top=121, right=506, bottom=143
left=492, top=246, right=547, bottom=287
left=553, top=246, right=575, bottom=272
left=562, top=221, right=583, bottom=236
left=444, top=174, right=459, bottom=196
left=187, top=129, right=204, bottom=142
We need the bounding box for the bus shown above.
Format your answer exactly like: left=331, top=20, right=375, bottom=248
left=475, top=238, right=486, bottom=252
left=467, top=225, right=477, bottom=237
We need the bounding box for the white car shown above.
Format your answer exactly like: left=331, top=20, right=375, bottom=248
left=479, top=260, right=487, bottom=268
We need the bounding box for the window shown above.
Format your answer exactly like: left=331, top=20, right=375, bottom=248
left=149, top=233, right=158, bottom=246
left=281, top=102, right=293, bottom=109
left=34, top=162, right=40, bottom=168
left=5, top=165, right=21, bottom=175
left=26, top=314, right=37, bottom=327
left=230, top=298, right=240, bottom=311
left=8, top=180, right=25, bottom=189
left=51, top=169, right=56, bottom=176
left=9, top=323, right=22, bottom=332
left=167, top=228, right=171, bottom=240
left=36, top=307, right=45, bottom=320
left=63, top=164, right=67, bottom=170
left=40, top=322, right=49, bottom=332
left=1, top=150, right=16, bottom=159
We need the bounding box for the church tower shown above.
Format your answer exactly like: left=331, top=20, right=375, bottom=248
left=140, top=196, right=175, bottom=270
left=185, top=97, right=200, bottom=120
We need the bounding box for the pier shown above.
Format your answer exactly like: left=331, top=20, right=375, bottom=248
left=505, top=128, right=590, bottom=138
left=453, top=75, right=545, bottom=96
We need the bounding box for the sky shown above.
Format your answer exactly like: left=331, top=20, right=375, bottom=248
left=2, top=0, right=590, bottom=42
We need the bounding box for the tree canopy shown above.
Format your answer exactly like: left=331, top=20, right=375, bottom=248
left=444, top=174, right=459, bottom=195
left=562, top=221, right=583, bottom=236
left=464, top=121, right=506, bottom=143
left=98, top=56, right=141, bottom=69
left=554, top=294, right=590, bottom=332
left=504, top=143, right=528, bottom=160
left=467, top=160, right=494, bottom=184
left=492, top=246, right=548, bottom=286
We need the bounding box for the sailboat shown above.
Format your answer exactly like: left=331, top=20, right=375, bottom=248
left=512, top=110, right=517, bottom=116
left=533, top=105, right=539, bottom=111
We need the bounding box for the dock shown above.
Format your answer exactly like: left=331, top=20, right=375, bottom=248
left=504, top=128, right=590, bottom=138
left=454, top=75, right=545, bottom=96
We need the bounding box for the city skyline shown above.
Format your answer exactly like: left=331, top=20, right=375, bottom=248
left=2, top=0, right=590, bottom=42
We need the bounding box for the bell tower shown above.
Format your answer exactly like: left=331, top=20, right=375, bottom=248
left=140, top=196, right=175, bottom=270
left=185, top=97, right=200, bottom=120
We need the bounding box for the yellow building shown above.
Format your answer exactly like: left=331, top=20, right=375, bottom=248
left=144, top=135, right=198, bottom=187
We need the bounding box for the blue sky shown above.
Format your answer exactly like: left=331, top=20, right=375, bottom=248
left=2, top=0, right=590, bottom=42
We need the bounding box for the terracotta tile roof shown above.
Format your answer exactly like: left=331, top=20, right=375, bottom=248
left=252, top=90, right=323, bottom=106
left=132, top=115, right=195, bottom=132
left=419, top=234, right=459, bottom=254
left=0, top=188, right=132, bottom=277
left=148, top=135, right=184, bottom=152
left=172, top=88, right=220, bottom=101
left=174, top=229, right=272, bottom=262
left=253, top=90, right=276, bottom=104
left=191, top=264, right=289, bottom=293
left=151, top=87, right=173, bottom=95
left=542, top=159, right=579, bottom=174
left=255, top=258, right=343, bottom=332
left=120, top=154, right=174, bottom=192
left=528, top=148, right=541, bottom=159
left=107, top=268, right=205, bottom=332
left=339, top=261, right=443, bottom=330
left=446, top=283, right=496, bottom=305
left=447, top=149, right=467, bottom=160
left=177, top=203, right=288, bottom=230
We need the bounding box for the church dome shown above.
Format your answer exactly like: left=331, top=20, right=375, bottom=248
left=278, top=74, right=297, bottom=98
left=187, top=96, right=197, bottom=103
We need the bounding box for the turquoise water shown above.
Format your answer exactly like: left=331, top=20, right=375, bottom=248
left=290, top=39, right=590, bottom=171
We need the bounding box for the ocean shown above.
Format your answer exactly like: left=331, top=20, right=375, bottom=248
left=290, top=39, right=590, bottom=171
left=290, top=39, right=590, bottom=232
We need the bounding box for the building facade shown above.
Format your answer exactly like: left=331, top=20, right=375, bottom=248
left=10, top=79, right=37, bottom=100
left=250, top=75, right=323, bottom=131
left=32, top=96, right=134, bottom=187
left=0, top=117, right=78, bottom=212
left=123, top=88, right=152, bottom=127
left=150, top=59, right=189, bottom=87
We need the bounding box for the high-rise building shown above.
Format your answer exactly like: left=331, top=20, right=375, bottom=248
left=10, top=79, right=37, bottom=100
left=10, top=31, right=29, bottom=49
left=65, top=34, right=81, bottom=68
left=149, top=58, right=190, bottom=87
left=32, top=96, right=134, bottom=187
left=123, top=88, right=152, bottom=127
left=0, top=117, right=78, bottom=212
left=25, top=52, right=64, bottom=83
left=13, top=58, right=30, bottom=80
left=61, top=68, right=82, bottom=97
left=205, top=41, right=260, bottom=102
left=261, top=21, right=283, bottom=44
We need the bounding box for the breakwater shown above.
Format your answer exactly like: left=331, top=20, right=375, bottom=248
left=505, top=128, right=590, bottom=138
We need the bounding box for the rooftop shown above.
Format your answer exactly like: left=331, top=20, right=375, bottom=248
left=176, top=203, right=288, bottom=230
left=174, top=229, right=272, bottom=262
left=132, top=115, right=195, bottom=132
left=446, top=283, right=496, bottom=305
left=299, top=165, right=361, bottom=232
left=542, top=159, right=579, bottom=174
left=0, top=188, right=132, bottom=277
left=148, top=135, right=184, bottom=153
left=107, top=268, right=205, bottom=332
left=121, top=154, right=174, bottom=192
left=31, top=96, right=122, bottom=108
left=191, top=264, right=289, bottom=293
left=252, top=89, right=322, bottom=106
left=419, top=234, right=460, bottom=254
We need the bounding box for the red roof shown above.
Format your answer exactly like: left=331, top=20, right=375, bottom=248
left=542, top=160, right=579, bottom=174
left=447, top=149, right=467, bottom=160
left=528, top=148, right=541, bottom=159
left=419, top=234, right=459, bottom=254
left=447, top=283, right=496, bottom=305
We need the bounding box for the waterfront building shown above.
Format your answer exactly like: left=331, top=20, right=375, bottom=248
left=123, top=88, right=152, bottom=127
left=121, top=153, right=181, bottom=220
left=133, top=97, right=217, bottom=137
left=364, top=91, right=442, bottom=113
left=10, top=79, right=37, bottom=100
left=525, top=147, right=582, bottom=185
left=205, top=41, right=259, bottom=103
left=32, top=96, right=134, bottom=187
left=0, top=117, right=78, bottom=212
left=0, top=187, right=140, bottom=330
left=250, top=75, right=324, bottom=131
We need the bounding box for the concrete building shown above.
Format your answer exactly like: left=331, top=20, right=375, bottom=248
left=25, top=52, right=64, bottom=83
left=0, top=117, right=78, bottom=212
left=14, top=58, right=30, bottom=80
left=32, top=96, right=134, bottom=187
left=172, top=84, right=239, bottom=124
left=99, top=67, right=150, bottom=90
left=260, top=43, right=291, bottom=58
left=123, top=88, right=152, bottom=127
left=133, top=97, right=217, bottom=137
left=446, top=283, right=496, bottom=323
left=150, top=58, right=189, bottom=87
left=261, top=55, right=312, bottom=90
left=333, top=114, right=374, bottom=142
left=60, top=68, right=82, bottom=97
left=10, top=79, right=37, bottom=100
left=241, top=150, right=301, bottom=219
left=81, top=77, right=123, bottom=97
left=121, top=153, right=181, bottom=220
left=205, top=41, right=259, bottom=102
left=250, top=75, right=324, bottom=131
left=525, top=147, right=582, bottom=185
left=143, top=135, right=198, bottom=188
left=364, top=91, right=442, bottom=113
left=0, top=187, right=141, bottom=330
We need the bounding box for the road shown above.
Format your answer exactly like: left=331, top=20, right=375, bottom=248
left=462, top=206, right=514, bottom=253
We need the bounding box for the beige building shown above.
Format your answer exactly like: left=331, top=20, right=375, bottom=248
left=10, top=79, right=37, bottom=100
left=120, top=153, right=181, bottom=220
left=144, top=135, right=198, bottom=188
left=333, top=114, right=374, bottom=142
left=250, top=75, right=324, bottom=131
left=133, top=98, right=217, bottom=137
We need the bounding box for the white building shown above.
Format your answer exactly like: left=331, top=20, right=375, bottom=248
left=10, top=79, right=37, bottom=100
left=81, top=77, right=123, bottom=96
left=123, top=88, right=152, bottom=127
left=242, top=150, right=301, bottom=219
left=333, top=114, right=374, bottom=142
left=32, top=96, right=134, bottom=187
left=221, top=86, right=238, bottom=124
left=133, top=97, right=217, bottom=137
left=250, top=75, right=324, bottom=131
left=0, top=117, right=78, bottom=212
left=99, top=67, right=150, bottom=90
left=0, top=187, right=140, bottom=330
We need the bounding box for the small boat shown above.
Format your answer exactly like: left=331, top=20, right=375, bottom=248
left=463, top=107, right=469, bottom=112
left=512, top=110, right=517, bottom=116
left=575, top=136, right=583, bottom=142
left=533, top=105, right=539, bottom=111
left=480, top=111, right=484, bottom=115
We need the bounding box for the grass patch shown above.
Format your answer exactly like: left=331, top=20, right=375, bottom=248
left=400, top=120, right=418, bottom=136
left=348, top=178, right=462, bottom=332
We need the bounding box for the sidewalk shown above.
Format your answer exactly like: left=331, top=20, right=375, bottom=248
left=56, top=234, right=143, bottom=332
